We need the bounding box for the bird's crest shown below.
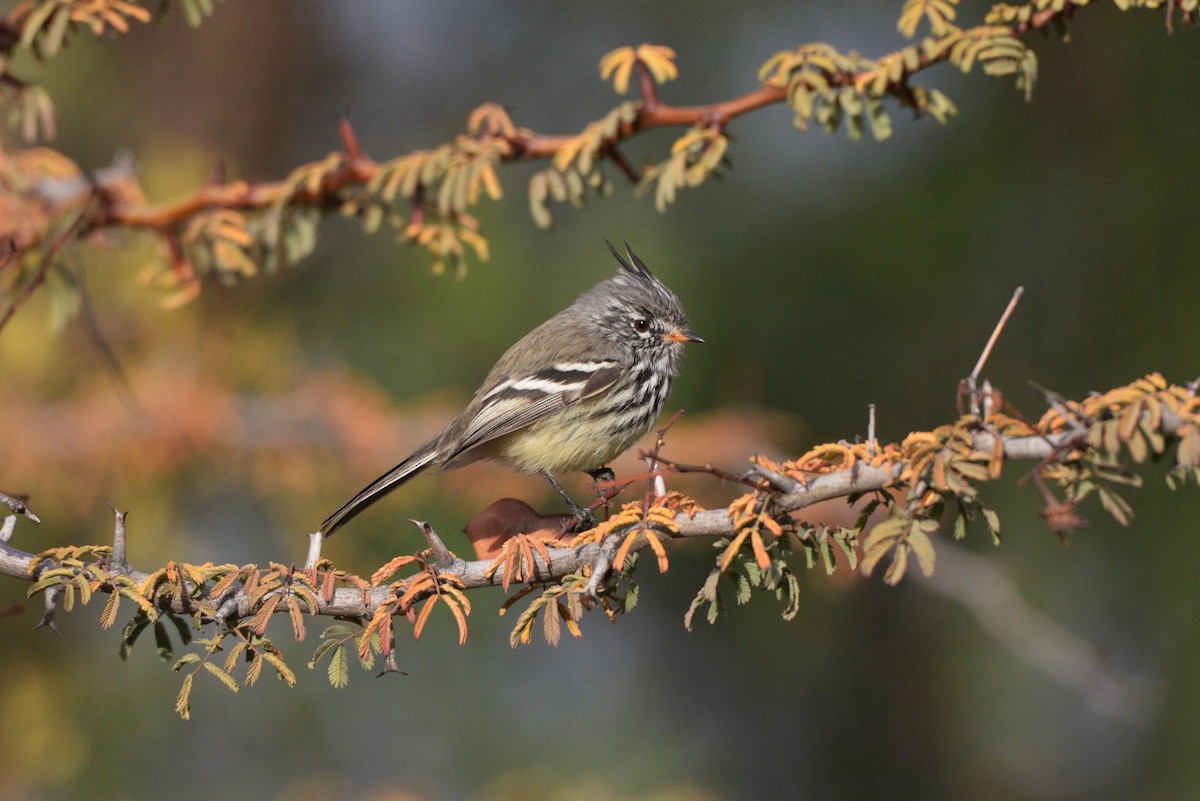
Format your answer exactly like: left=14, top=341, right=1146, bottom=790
left=605, top=239, right=656, bottom=282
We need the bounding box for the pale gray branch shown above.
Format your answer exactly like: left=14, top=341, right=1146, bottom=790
left=0, top=419, right=1186, bottom=623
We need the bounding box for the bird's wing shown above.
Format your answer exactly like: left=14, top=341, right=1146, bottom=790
left=444, top=362, right=624, bottom=459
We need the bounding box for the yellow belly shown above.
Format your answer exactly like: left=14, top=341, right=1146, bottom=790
left=494, top=400, right=646, bottom=475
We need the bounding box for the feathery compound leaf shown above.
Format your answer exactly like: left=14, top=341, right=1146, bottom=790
left=898, top=0, right=960, bottom=38
left=327, top=644, right=350, bottom=688
left=262, top=651, right=297, bottom=686
left=202, top=662, right=241, bottom=694
left=599, top=47, right=637, bottom=94
left=175, top=674, right=193, bottom=720
left=636, top=44, right=679, bottom=84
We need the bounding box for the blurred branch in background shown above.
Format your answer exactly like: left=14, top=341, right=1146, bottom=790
left=920, top=541, right=1160, bottom=724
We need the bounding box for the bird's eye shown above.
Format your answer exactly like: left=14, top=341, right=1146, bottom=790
left=632, top=317, right=651, bottom=334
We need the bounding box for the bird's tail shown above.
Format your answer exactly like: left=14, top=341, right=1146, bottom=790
left=318, top=441, right=441, bottom=537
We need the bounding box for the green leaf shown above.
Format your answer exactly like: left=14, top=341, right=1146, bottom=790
left=982, top=508, right=1001, bottom=544
left=327, top=644, right=350, bottom=688
left=19, top=1, right=59, bottom=50
left=780, top=570, right=801, bottom=621
left=172, top=653, right=201, bottom=671
left=42, top=7, right=71, bottom=57
left=119, top=612, right=152, bottom=661
left=623, top=581, right=639, bottom=613
left=819, top=538, right=838, bottom=575
left=153, top=620, right=175, bottom=661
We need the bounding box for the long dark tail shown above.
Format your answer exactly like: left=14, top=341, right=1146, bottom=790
left=318, top=441, right=441, bottom=537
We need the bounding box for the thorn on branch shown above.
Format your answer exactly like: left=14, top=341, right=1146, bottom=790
left=35, top=586, right=60, bottom=635
left=108, top=503, right=128, bottom=570
left=206, top=160, right=227, bottom=187
left=305, top=531, right=324, bottom=570
left=0, top=491, right=39, bottom=527
left=603, top=142, right=640, bottom=183
left=746, top=462, right=800, bottom=495
left=1028, top=379, right=1088, bottom=435
left=867, top=403, right=878, bottom=458
left=337, top=115, right=364, bottom=163
left=410, top=519, right=462, bottom=572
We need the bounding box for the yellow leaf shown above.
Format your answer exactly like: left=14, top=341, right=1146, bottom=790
left=637, top=44, right=679, bottom=84
left=599, top=47, right=636, bottom=94
left=907, top=529, right=937, bottom=577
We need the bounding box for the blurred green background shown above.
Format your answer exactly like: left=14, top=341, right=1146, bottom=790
left=1, top=1, right=1198, bottom=799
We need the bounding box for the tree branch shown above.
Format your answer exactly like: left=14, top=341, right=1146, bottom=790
left=0, top=406, right=1190, bottom=622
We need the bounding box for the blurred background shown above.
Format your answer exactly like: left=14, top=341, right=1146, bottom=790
left=1, top=1, right=1198, bottom=799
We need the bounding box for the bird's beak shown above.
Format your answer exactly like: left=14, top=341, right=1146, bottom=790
left=663, top=329, right=704, bottom=344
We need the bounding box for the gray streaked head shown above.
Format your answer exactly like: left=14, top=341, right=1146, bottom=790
left=571, top=240, right=701, bottom=375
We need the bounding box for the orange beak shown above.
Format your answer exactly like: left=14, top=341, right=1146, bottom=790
left=663, top=329, right=704, bottom=344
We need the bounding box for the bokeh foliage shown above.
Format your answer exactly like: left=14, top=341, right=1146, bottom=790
left=0, top=1, right=1198, bottom=800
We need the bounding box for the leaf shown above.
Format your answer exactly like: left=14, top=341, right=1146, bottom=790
left=907, top=528, right=937, bottom=577
left=599, top=46, right=636, bottom=94
left=412, top=597, right=438, bottom=640
left=860, top=517, right=906, bottom=575
left=42, top=7, right=71, bottom=58
left=883, top=543, right=909, bottom=585
left=262, top=651, right=297, bottom=686
left=202, top=662, right=241, bottom=694
left=684, top=570, right=720, bottom=630
left=100, top=588, right=120, bottom=629
left=153, top=620, right=175, bottom=661
left=982, top=507, right=1002, bottom=544
left=327, top=644, right=350, bottom=688
left=780, top=571, right=801, bottom=621
left=370, top=555, right=418, bottom=586
left=175, top=674, right=193, bottom=720
left=1097, top=487, right=1133, bottom=527
left=119, top=613, right=151, bottom=661
left=172, top=653, right=201, bottom=671
left=637, top=44, right=679, bottom=84
left=543, top=600, right=562, bottom=646
left=286, top=595, right=306, bottom=641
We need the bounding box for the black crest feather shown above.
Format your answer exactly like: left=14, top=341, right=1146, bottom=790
left=605, top=239, right=654, bottom=280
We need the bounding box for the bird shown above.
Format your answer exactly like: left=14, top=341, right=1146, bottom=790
left=317, top=240, right=702, bottom=538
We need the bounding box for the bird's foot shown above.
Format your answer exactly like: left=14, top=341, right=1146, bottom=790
left=541, top=470, right=598, bottom=532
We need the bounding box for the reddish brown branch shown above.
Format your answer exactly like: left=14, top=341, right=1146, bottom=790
left=17, top=1, right=1098, bottom=250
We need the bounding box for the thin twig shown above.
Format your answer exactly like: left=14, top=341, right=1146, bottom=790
left=109, top=504, right=128, bottom=570
left=59, top=263, right=146, bottom=416
left=967, top=286, right=1024, bottom=415
left=969, top=286, right=1025, bottom=385
left=0, top=193, right=96, bottom=336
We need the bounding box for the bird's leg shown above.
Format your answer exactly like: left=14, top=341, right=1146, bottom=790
left=540, top=470, right=596, bottom=530
left=588, top=466, right=618, bottom=515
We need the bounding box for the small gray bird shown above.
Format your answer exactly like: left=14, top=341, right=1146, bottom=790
left=318, top=241, right=702, bottom=537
